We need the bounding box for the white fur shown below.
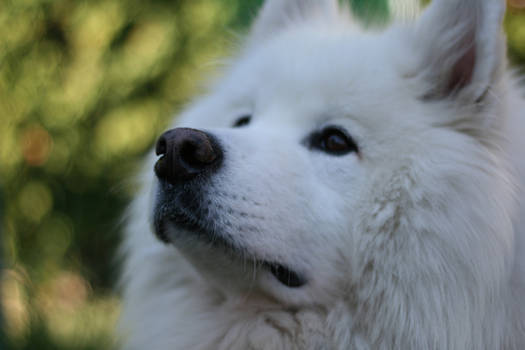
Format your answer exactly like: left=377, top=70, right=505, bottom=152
left=118, top=0, right=525, bottom=349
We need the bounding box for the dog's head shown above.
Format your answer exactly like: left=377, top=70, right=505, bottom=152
left=152, top=0, right=514, bottom=306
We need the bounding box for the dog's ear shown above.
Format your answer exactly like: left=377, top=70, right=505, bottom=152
left=249, top=0, right=338, bottom=43
left=412, top=0, right=506, bottom=103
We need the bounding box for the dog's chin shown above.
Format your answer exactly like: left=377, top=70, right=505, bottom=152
left=154, top=211, right=307, bottom=289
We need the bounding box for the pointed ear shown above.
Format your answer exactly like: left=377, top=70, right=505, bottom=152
left=248, top=0, right=339, bottom=44
left=412, top=0, right=506, bottom=102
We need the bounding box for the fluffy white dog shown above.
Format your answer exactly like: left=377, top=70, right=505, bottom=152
left=118, top=0, right=525, bottom=348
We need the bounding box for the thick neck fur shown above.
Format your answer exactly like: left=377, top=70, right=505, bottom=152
left=120, top=242, right=523, bottom=350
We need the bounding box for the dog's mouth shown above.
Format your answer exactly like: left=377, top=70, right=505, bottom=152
left=154, top=199, right=307, bottom=289
left=264, top=262, right=306, bottom=288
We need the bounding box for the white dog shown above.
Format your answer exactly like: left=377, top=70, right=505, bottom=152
left=118, top=0, right=525, bottom=349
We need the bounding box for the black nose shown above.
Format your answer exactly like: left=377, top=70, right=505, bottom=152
left=154, top=128, right=222, bottom=184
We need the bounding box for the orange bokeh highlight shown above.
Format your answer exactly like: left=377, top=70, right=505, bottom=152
left=21, top=125, right=54, bottom=166
left=509, top=0, right=525, bottom=8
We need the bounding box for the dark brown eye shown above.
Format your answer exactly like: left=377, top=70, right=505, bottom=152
left=233, top=115, right=251, bottom=128
left=324, top=131, right=349, bottom=152
left=311, top=126, right=358, bottom=155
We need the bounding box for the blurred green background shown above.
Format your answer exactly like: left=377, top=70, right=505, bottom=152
left=0, top=1, right=524, bottom=349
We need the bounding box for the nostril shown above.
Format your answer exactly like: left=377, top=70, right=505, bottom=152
left=155, top=136, right=167, bottom=156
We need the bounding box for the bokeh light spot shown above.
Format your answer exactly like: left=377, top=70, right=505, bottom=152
left=509, top=0, right=525, bottom=8
left=37, top=214, right=73, bottom=263
left=1, top=268, right=30, bottom=339
left=94, top=101, right=159, bottom=160
left=20, top=125, right=53, bottom=167
left=17, top=181, right=54, bottom=223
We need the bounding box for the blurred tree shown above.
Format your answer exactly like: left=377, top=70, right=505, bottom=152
left=1, top=188, right=6, bottom=349
left=0, top=0, right=241, bottom=348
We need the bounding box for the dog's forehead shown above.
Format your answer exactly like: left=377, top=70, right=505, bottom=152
left=218, top=27, right=412, bottom=124
left=177, top=25, right=426, bottom=132
left=231, top=29, right=393, bottom=98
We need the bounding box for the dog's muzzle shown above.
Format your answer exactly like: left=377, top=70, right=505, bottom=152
left=152, top=127, right=222, bottom=243
left=152, top=128, right=307, bottom=289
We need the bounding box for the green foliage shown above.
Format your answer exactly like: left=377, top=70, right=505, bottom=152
left=506, top=7, right=525, bottom=65
left=0, top=0, right=239, bottom=285
left=350, top=0, right=390, bottom=25
left=0, top=1, right=523, bottom=349
left=1, top=0, right=241, bottom=348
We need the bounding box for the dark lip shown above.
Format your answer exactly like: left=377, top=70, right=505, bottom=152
left=153, top=182, right=307, bottom=289
left=155, top=211, right=307, bottom=288
left=153, top=179, right=207, bottom=243
left=265, top=262, right=306, bottom=288
left=154, top=207, right=202, bottom=243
